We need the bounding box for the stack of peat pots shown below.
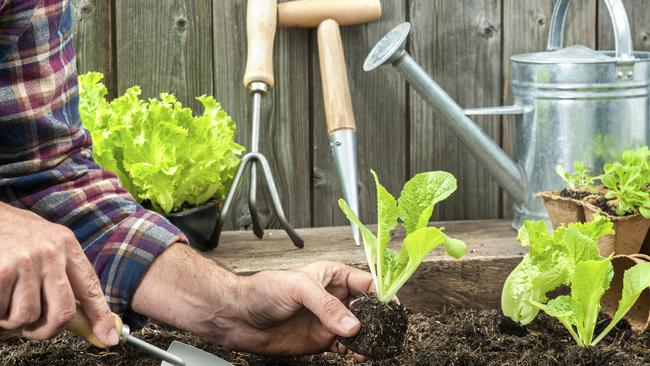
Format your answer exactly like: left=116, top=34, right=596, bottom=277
left=539, top=185, right=650, bottom=332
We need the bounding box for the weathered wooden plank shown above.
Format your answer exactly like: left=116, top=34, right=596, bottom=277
left=71, top=0, right=114, bottom=97
left=212, top=0, right=311, bottom=230
left=598, top=0, right=650, bottom=52
left=501, top=0, right=597, bottom=217
left=312, top=2, right=407, bottom=227
left=115, top=0, right=213, bottom=112
left=409, top=0, right=502, bottom=221
left=205, top=219, right=522, bottom=311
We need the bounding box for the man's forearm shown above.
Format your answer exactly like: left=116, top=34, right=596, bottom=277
left=130, top=244, right=241, bottom=342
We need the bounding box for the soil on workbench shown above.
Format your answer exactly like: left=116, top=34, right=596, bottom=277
left=1, top=307, right=649, bottom=366
left=338, top=294, right=408, bottom=359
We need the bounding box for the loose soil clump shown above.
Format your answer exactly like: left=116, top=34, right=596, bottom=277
left=1, top=308, right=649, bottom=366
left=338, top=293, right=408, bottom=359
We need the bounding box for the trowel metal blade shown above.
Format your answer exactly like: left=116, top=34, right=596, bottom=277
left=161, top=341, right=233, bottom=366
left=329, top=130, right=361, bottom=246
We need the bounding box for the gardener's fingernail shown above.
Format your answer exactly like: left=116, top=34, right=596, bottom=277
left=340, top=315, right=360, bottom=332
left=106, top=328, right=120, bottom=346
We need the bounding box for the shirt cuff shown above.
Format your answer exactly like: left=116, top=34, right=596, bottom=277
left=86, top=205, right=188, bottom=329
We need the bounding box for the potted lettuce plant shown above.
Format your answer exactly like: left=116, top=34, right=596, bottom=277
left=337, top=170, right=467, bottom=359
left=78, top=72, right=244, bottom=250
left=538, top=146, right=650, bottom=256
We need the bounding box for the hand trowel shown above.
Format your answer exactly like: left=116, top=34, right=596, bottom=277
left=66, top=304, right=233, bottom=366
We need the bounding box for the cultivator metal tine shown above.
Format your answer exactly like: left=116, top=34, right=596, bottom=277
left=248, top=163, right=265, bottom=239
left=254, top=152, right=304, bottom=248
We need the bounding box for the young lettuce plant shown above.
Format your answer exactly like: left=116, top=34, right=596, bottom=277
left=501, top=216, right=614, bottom=325
left=531, top=259, right=650, bottom=348
left=556, top=161, right=594, bottom=192
left=599, top=146, right=650, bottom=218
left=338, top=170, right=467, bottom=303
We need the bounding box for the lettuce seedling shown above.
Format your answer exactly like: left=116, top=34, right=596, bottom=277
left=501, top=216, right=614, bottom=325
left=531, top=259, right=650, bottom=348
left=599, top=146, right=650, bottom=218
left=338, top=170, right=467, bottom=303
left=556, top=161, right=594, bottom=191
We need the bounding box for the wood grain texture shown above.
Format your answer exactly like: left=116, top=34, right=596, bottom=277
left=317, top=20, right=357, bottom=133
left=501, top=0, right=597, bottom=217
left=71, top=0, right=114, bottom=97
left=243, top=0, right=277, bottom=88
left=115, top=0, right=213, bottom=112
left=598, top=0, right=650, bottom=52
left=312, top=1, right=407, bottom=227
left=409, top=0, right=502, bottom=220
left=205, top=220, right=523, bottom=311
left=213, top=0, right=311, bottom=230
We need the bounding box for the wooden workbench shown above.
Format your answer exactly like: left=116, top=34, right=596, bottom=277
left=203, top=220, right=524, bottom=312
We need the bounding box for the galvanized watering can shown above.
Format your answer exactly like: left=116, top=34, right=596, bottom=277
left=364, top=0, right=650, bottom=228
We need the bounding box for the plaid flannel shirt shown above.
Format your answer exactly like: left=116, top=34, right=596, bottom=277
left=0, top=0, right=188, bottom=327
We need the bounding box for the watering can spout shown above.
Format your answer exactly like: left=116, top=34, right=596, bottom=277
left=364, top=22, right=527, bottom=205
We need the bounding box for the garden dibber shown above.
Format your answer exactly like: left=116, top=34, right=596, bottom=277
left=277, top=0, right=383, bottom=245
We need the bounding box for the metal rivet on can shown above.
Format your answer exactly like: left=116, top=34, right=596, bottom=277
left=627, top=71, right=634, bottom=79
left=616, top=71, right=624, bottom=79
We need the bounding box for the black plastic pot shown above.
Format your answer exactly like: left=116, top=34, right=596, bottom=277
left=165, top=201, right=220, bottom=251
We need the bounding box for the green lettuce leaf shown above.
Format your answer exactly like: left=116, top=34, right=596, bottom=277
left=592, top=261, right=650, bottom=346
left=338, top=171, right=466, bottom=303
left=78, top=73, right=244, bottom=214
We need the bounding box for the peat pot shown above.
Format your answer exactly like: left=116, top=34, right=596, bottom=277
left=165, top=201, right=221, bottom=251
left=364, top=0, right=650, bottom=229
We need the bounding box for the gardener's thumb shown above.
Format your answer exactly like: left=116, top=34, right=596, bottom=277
left=300, top=283, right=361, bottom=337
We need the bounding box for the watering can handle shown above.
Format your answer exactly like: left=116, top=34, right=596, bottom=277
left=547, top=0, right=634, bottom=62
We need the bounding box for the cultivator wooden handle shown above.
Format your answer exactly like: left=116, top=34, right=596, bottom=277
left=243, top=0, right=277, bottom=88
left=317, top=19, right=356, bottom=134
left=277, top=0, right=381, bottom=28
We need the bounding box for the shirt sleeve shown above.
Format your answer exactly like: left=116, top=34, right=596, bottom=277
left=0, top=0, right=40, bottom=63
left=7, top=154, right=189, bottom=329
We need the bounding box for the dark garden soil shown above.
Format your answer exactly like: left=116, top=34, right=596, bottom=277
left=559, top=188, right=591, bottom=201
left=338, top=294, right=408, bottom=359
left=589, top=195, right=619, bottom=216
left=1, top=307, right=649, bottom=366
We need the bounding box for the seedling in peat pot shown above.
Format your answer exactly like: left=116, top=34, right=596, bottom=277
left=556, top=161, right=595, bottom=197
left=338, top=170, right=467, bottom=359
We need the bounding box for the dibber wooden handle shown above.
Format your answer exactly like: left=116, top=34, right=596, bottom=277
left=244, top=0, right=277, bottom=88
left=0, top=304, right=123, bottom=349
left=66, top=303, right=124, bottom=349
left=317, top=19, right=356, bottom=133
left=278, top=0, right=381, bottom=28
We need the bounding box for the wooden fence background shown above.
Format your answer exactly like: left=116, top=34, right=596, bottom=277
left=70, top=0, right=650, bottom=230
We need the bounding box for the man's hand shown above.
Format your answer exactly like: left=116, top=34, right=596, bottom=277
left=216, top=262, right=374, bottom=357
left=131, top=245, right=373, bottom=359
left=0, top=203, right=118, bottom=345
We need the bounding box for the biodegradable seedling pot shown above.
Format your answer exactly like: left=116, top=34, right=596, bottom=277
left=537, top=190, right=586, bottom=228
left=165, top=201, right=220, bottom=251
left=583, top=203, right=650, bottom=256
left=601, top=254, right=650, bottom=333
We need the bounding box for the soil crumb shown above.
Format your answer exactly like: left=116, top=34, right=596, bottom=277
left=1, top=308, right=648, bottom=366
left=338, top=293, right=408, bottom=359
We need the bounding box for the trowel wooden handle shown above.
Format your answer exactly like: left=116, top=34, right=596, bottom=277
left=278, top=0, right=381, bottom=28
left=244, top=0, right=277, bottom=88
left=66, top=303, right=124, bottom=349
left=0, top=303, right=123, bottom=349
left=317, top=19, right=356, bottom=134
